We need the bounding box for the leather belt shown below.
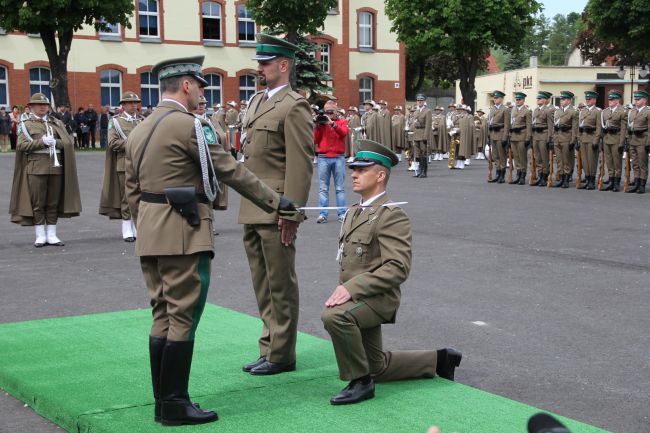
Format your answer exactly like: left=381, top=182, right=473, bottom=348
left=532, top=127, right=547, bottom=132
left=579, top=126, right=596, bottom=133
left=141, top=191, right=209, bottom=204
left=488, top=125, right=503, bottom=131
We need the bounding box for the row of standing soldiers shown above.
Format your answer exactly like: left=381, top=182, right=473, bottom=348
left=485, top=88, right=649, bottom=194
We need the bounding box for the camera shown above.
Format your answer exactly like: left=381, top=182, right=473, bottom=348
left=316, top=109, right=335, bottom=124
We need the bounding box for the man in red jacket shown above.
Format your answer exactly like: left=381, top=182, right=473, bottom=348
left=315, top=100, right=349, bottom=223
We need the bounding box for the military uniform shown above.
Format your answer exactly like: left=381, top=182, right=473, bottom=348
left=577, top=91, right=602, bottom=190
left=457, top=106, right=474, bottom=168
left=487, top=91, right=511, bottom=183
left=376, top=100, right=393, bottom=150
left=404, top=106, right=416, bottom=169
left=552, top=91, right=579, bottom=188
left=124, top=56, right=286, bottom=426
left=346, top=107, right=361, bottom=159
left=531, top=91, right=555, bottom=186
left=99, top=91, right=143, bottom=241
left=196, top=95, right=229, bottom=210
left=321, top=139, right=461, bottom=406
left=239, top=35, right=314, bottom=373
left=509, top=92, right=532, bottom=185
left=431, top=107, right=449, bottom=161
left=361, top=100, right=378, bottom=142
left=474, top=109, right=488, bottom=159
left=625, top=90, right=650, bottom=193
left=390, top=106, right=405, bottom=160
left=9, top=93, right=81, bottom=246
left=601, top=90, right=626, bottom=191
left=412, top=95, right=432, bottom=178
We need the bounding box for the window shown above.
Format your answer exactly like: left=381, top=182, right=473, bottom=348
left=100, top=69, right=122, bottom=107
left=139, top=0, right=160, bottom=38
left=0, top=66, right=8, bottom=106
left=358, top=11, right=373, bottom=49
left=202, top=1, right=222, bottom=42
left=140, top=72, right=159, bottom=107
left=203, top=74, right=222, bottom=107
left=239, top=75, right=256, bottom=102
left=100, top=20, right=120, bottom=36
left=320, top=43, right=331, bottom=74
left=359, top=77, right=373, bottom=108
left=29, top=68, right=52, bottom=102
left=237, top=5, right=255, bottom=42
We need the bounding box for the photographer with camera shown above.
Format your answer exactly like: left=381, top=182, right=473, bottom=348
left=315, top=100, right=349, bottom=223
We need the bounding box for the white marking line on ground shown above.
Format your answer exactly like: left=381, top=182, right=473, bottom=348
left=472, top=321, right=488, bottom=326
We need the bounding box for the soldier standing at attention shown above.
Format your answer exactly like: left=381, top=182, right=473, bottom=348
left=405, top=105, right=416, bottom=170
left=361, top=100, right=378, bottom=142
left=431, top=106, right=448, bottom=161
left=377, top=99, right=393, bottom=151
left=552, top=91, right=579, bottom=189
left=625, top=90, right=650, bottom=194
left=531, top=91, right=554, bottom=186
left=346, top=106, right=361, bottom=161
left=508, top=92, right=532, bottom=185
left=487, top=91, right=510, bottom=183
left=600, top=89, right=626, bottom=192
left=99, top=91, right=143, bottom=241
left=321, top=139, right=462, bottom=405
left=412, top=94, right=432, bottom=178
left=9, top=93, right=81, bottom=246
left=391, top=105, right=406, bottom=161
left=577, top=91, right=602, bottom=190
left=124, top=55, right=296, bottom=426
left=239, top=34, right=314, bottom=376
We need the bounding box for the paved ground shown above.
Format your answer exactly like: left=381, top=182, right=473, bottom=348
left=0, top=152, right=648, bottom=433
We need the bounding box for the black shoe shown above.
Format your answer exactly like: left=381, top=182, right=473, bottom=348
left=531, top=173, right=542, bottom=186
left=612, top=177, right=620, bottom=192
left=518, top=171, right=526, bottom=185
left=625, top=178, right=639, bottom=193
left=249, top=360, right=296, bottom=375
left=242, top=356, right=266, bottom=373
left=149, top=336, right=166, bottom=423
left=603, top=177, right=614, bottom=191
left=553, top=174, right=565, bottom=188
left=330, top=379, right=375, bottom=405
left=561, top=175, right=569, bottom=188
left=498, top=169, right=505, bottom=183
left=420, top=159, right=428, bottom=178
left=436, top=348, right=462, bottom=381
left=637, top=179, right=646, bottom=194
left=538, top=173, right=548, bottom=187
left=160, top=341, right=218, bottom=426
left=124, top=237, right=136, bottom=243
left=584, top=176, right=594, bottom=190
left=509, top=170, right=521, bottom=184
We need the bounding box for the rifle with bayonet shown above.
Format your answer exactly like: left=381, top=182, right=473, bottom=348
left=487, top=137, right=493, bottom=182
left=507, top=137, right=513, bottom=183
left=623, top=137, right=631, bottom=192
left=547, top=139, right=554, bottom=188
left=529, top=140, right=536, bottom=185
left=575, top=141, right=582, bottom=189
left=597, top=137, right=605, bottom=190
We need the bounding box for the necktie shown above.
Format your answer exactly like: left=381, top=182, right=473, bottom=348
left=352, top=206, right=362, bottom=221
left=255, top=92, right=269, bottom=114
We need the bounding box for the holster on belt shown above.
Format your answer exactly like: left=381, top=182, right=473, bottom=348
left=164, top=186, right=200, bottom=226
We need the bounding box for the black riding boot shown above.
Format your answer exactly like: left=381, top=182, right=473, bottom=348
left=160, top=341, right=219, bottom=426
left=150, top=336, right=167, bottom=423
left=626, top=178, right=639, bottom=193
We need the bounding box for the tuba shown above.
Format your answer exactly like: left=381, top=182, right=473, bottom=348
left=448, top=128, right=459, bottom=169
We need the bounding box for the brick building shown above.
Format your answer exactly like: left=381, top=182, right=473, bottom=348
left=0, top=0, right=405, bottom=112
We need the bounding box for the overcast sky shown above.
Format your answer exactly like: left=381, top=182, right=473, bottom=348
left=541, top=0, right=588, bottom=17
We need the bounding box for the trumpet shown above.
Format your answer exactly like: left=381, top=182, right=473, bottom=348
left=44, top=122, right=61, bottom=168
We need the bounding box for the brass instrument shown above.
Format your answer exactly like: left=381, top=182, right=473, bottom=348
left=448, top=128, right=459, bottom=169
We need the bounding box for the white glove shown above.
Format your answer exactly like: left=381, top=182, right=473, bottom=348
left=43, top=135, right=56, bottom=147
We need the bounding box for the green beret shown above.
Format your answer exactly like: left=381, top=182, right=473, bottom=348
left=514, top=92, right=527, bottom=99
left=253, top=33, right=301, bottom=61
left=152, top=56, right=208, bottom=87
left=537, top=91, right=552, bottom=99
left=416, top=94, right=425, bottom=101
left=633, top=90, right=649, bottom=99
left=608, top=89, right=623, bottom=100
left=28, top=93, right=50, bottom=105
left=349, top=139, right=399, bottom=170
left=584, top=90, right=598, bottom=99
left=559, top=91, right=574, bottom=99
left=493, top=90, right=506, bottom=98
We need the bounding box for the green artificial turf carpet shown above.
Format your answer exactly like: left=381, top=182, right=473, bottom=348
left=0, top=304, right=609, bottom=433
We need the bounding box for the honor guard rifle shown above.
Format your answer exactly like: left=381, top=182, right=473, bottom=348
left=597, top=137, right=605, bottom=190
left=487, top=137, right=493, bottom=182
left=575, top=141, right=583, bottom=189
left=547, top=139, right=554, bottom=188
left=623, top=137, right=631, bottom=192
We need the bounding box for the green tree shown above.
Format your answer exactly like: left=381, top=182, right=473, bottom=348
left=246, top=0, right=337, bottom=95
left=385, top=0, right=541, bottom=111
left=406, top=50, right=460, bottom=99
left=578, top=0, right=650, bottom=65
left=0, top=0, right=134, bottom=108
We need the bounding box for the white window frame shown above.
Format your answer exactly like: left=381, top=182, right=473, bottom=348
left=140, top=72, right=160, bottom=108
left=204, top=74, right=222, bottom=108
left=0, top=66, right=8, bottom=107
left=359, top=12, right=373, bottom=49
left=202, top=1, right=222, bottom=42
left=237, top=5, right=255, bottom=43
left=239, top=75, right=256, bottom=102
left=139, top=0, right=160, bottom=39
left=100, top=69, right=122, bottom=108
left=359, top=77, right=373, bottom=108
left=29, top=68, right=52, bottom=102
left=320, top=43, right=331, bottom=74
left=99, top=20, right=120, bottom=36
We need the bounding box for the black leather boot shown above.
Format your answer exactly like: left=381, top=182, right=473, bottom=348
left=509, top=170, right=521, bottom=184
left=626, top=178, right=639, bottom=193
left=553, top=174, right=565, bottom=188
left=436, top=348, right=463, bottom=381
left=160, top=341, right=218, bottom=426
left=561, top=174, right=569, bottom=188
left=420, top=158, right=428, bottom=178
left=498, top=168, right=505, bottom=183
left=586, top=176, right=595, bottom=190
left=150, top=336, right=167, bottom=423
left=538, top=173, right=548, bottom=187
left=612, top=177, right=620, bottom=192
left=603, top=177, right=615, bottom=191
left=637, top=178, right=646, bottom=194
left=518, top=170, right=526, bottom=185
